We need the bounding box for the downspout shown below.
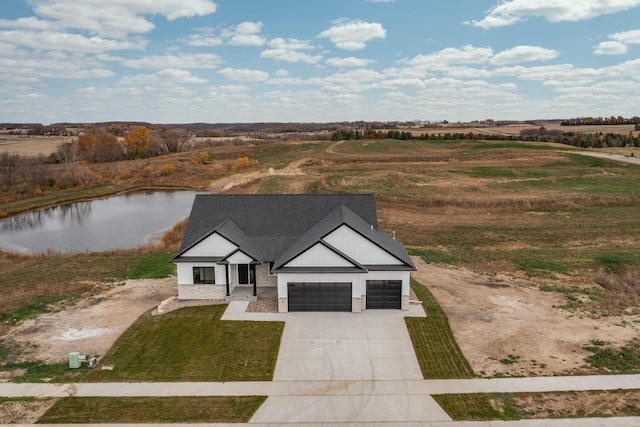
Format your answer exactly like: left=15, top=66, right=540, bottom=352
left=225, top=265, right=230, bottom=296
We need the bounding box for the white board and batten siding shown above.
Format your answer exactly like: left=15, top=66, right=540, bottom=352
left=323, top=225, right=403, bottom=265
left=226, top=251, right=254, bottom=265
left=181, top=233, right=237, bottom=258
left=284, top=243, right=355, bottom=268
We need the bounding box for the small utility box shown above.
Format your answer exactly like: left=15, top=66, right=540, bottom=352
left=68, top=352, right=81, bottom=369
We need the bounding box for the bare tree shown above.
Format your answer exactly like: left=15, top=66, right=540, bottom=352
left=159, top=128, right=190, bottom=153
left=0, top=151, right=21, bottom=187
left=19, top=155, right=48, bottom=186
left=55, top=141, right=78, bottom=174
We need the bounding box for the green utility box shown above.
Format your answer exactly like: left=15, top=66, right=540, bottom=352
left=68, top=352, right=81, bottom=369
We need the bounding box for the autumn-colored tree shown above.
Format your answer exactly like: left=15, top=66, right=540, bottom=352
left=77, top=133, right=96, bottom=162
left=124, top=126, right=150, bottom=159
left=93, top=132, right=122, bottom=162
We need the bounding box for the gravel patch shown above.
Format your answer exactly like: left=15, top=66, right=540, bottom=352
left=247, top=298, right=278, bottom=313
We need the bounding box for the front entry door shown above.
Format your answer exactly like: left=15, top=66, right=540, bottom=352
left=237, top=264, right=256, bottom=285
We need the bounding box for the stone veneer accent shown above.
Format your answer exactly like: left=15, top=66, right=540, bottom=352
left=278, top=297, right=288, bottom=313
left=256, top=263, right=277, bottom=287
left=352, top=297, right=362, bottom=313
left=402, top=294, right=410, bottom=310
left=179, top=284, right=226, bottom=300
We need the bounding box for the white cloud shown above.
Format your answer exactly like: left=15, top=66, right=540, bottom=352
left=0, top=51, right=115, bottom=84
left=122, top=53, right=223, bottom=69
left=594, top=41, right=628, bottom=55
left=187, top=34, right=223, bottom=47
left=260, top=38, right=322, bottom=64
left=326, top=57, right=375, bottom=67
left=223, top=21, right=266, bottom=47
left=275, top=69, right=289, bottom=77
left=610, top=28, right=640, bottom=44
left=26, top=0, right=218, bottom=37
left=0, top=30, right=146, bottom=53
left=594, top=28, right=640, bottom=54
left=469, top=0, right=640, bottom=29
left=119, top=68, right=207, bottom=85
left=218, top=67, right=269, bottom=82
left=0, top=17, right=57, bottom=31
left=405, top=45, right=494, bottom=71
left=318, top=20, right=386, bottom=50
left=491, top=46, right=559, bottom=64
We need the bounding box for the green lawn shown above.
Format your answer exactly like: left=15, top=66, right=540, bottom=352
left=82, top=304, right=284, bottom=382
left=37, top=396, right=266, bottom=424
left=405, top=279, right=475, bottom=379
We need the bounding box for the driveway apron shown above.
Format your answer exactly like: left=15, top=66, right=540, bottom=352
left=273, top=311, right=423, bottom=381
left=251, top=310, right=452, bottom=423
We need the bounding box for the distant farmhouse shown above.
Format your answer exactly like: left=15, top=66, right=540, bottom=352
left=172, top=194, right=415, bottom=312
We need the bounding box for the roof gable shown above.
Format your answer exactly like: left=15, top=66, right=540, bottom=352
left=284, top=242, right=359, bottom=268
left=324, top=224, right=404, bottom=266
left=180, top=230, right=237, bottom=258
left=273, top=203, right=414, bottom=271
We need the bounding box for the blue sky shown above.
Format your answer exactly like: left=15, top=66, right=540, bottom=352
left=1, top=0, right=640, bottom=124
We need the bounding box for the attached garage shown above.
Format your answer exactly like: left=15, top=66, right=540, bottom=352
left=288, top=282, right=352, bottom=312
left=366, top=280, right=402, bottom=309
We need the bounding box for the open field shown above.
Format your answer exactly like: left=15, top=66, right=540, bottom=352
left=395, top=124, right=638, bottom=138
left=0, top=136, right=70, bottom=157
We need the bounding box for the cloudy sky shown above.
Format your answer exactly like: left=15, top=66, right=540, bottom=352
left=1, top=0, right=640, bottom=124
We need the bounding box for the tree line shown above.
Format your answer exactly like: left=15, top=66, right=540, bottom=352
left=331, top=128, right=640, bottom=148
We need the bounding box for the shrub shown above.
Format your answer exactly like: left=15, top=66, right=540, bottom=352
left=161, top=163, right=175, bottom=176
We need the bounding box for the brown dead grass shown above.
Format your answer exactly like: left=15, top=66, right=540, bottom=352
left=508, top=390, right=640, bottom=419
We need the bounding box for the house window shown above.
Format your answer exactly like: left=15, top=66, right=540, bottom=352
left=193, top=267, right=215, bottom=284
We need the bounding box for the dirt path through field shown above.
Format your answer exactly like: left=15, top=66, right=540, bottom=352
left=411, top=257, right=640, bottom=376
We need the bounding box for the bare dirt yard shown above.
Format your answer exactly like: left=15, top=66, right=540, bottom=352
left=3, top=277, right=176, bottom=364
left=412, top=257, right=640, bottom=377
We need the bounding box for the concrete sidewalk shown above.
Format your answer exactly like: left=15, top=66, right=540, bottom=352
left=20, top=417, right=640, bottom=426
left=2, top=375, right=640, bottom=398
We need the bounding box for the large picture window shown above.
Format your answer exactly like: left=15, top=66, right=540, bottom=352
left=193, top=266, right=215, bottom=284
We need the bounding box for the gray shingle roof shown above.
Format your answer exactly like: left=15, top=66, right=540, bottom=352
left=174, top=194, right=414, bottom=271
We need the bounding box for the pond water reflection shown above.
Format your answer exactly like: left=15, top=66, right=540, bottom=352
left=0, top=190, right=203, bottom=253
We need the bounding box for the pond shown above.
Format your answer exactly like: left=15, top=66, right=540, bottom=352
left=0, top=190, right=204, bottom=254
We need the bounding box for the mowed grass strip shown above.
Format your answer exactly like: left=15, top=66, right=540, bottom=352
left=82, top=305, right=284, bottom=382
left=432, top=394, right=509, bottom=421
left=405, top=279, right=475, bottom=379
left=36, top=396, right=266, bottom=424
left=434, top=390, right=640, bottom=420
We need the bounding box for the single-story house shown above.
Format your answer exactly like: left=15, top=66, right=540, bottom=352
left=172, top=194, right=416, bottom=312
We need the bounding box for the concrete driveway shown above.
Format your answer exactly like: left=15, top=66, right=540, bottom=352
left=252, top=310, right=452, bottom=423
left=273, top=311, right=424, bottom=381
